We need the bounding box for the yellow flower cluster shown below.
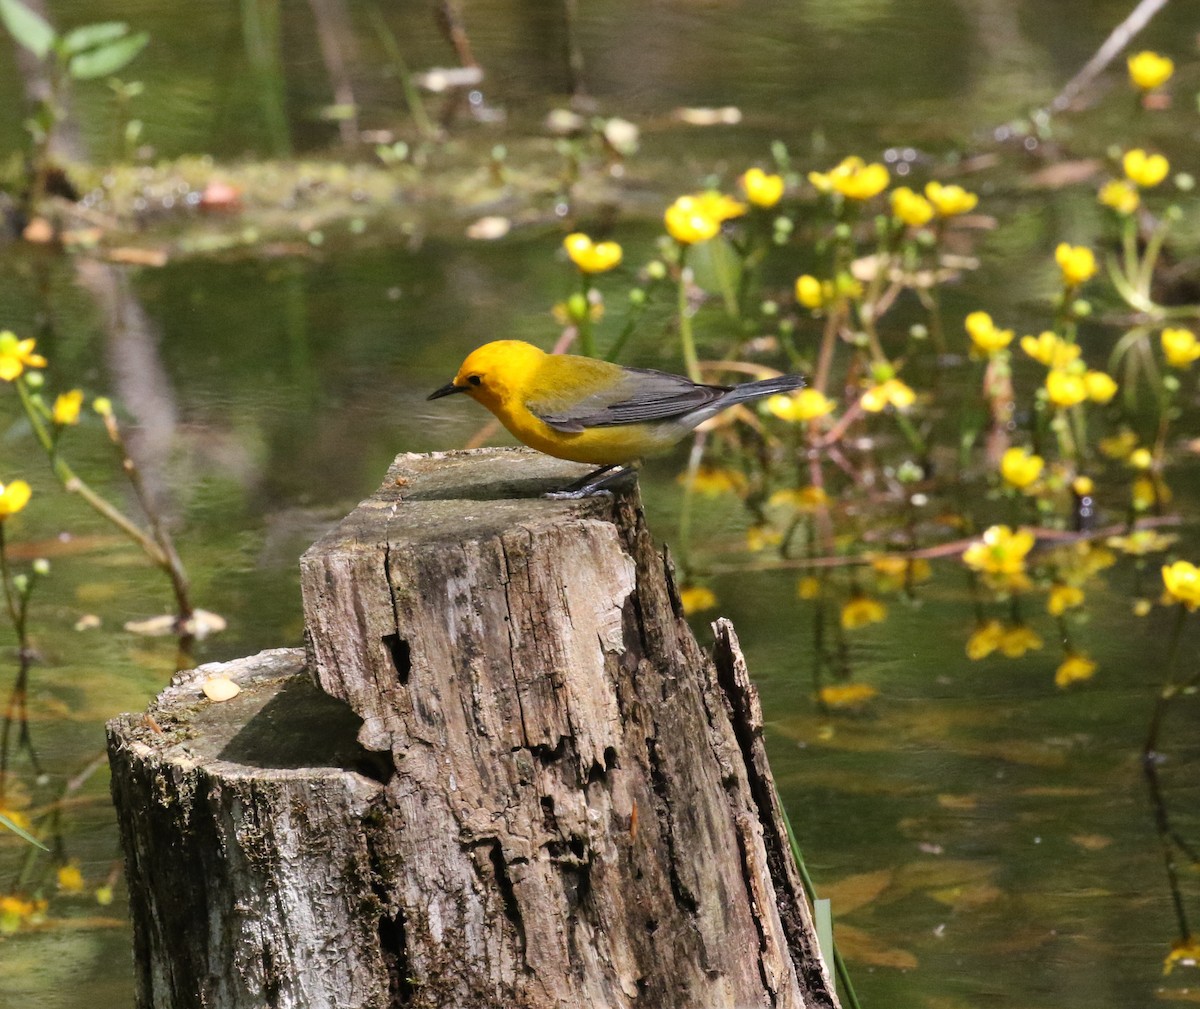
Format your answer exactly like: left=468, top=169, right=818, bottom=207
left=860, top=378, right=915, bottom=413
left=924, top=181, right=978, bottom=217
left=809, top=156, right=889, bottom=201
left=962, top=525, right=1035, bottom=592
left=1045, top=368, right=1117, bottom=409
left=1098, top=179, right=1139, bottom=216
left=563, top=233, right=622, bottom=274
left=664, top=191, right=747, bottom=245
left=52, top=389, right=84, bottom=426
left=966, top=620, right=1044, bottom=660
left=1162, top=561, right=1200, bottom=610
left=1055, top=243, right=1096, bottom=287
left=1161, top=327, right=1200, bottom=369
left=767, top=388, right=835, bottom=423
left=1000, top=446, right=1043, bottom=490
left=890, top=187, right=933, bottom=227
left=1020, top=331, right=1079, bottom=369
left=1123, top=149, right=1169, bottom=189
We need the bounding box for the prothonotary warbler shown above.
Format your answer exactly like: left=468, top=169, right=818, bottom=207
left=428, top=340, right=804, bottom=492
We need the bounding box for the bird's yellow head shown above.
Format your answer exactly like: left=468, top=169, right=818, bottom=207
left=427, top=340, right=546, bottom=410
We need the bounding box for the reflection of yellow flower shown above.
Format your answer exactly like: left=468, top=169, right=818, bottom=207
left=740, top=167, right=785, bottom=208
left=1162, top=328, right=1200, bottom=369
left=1107, top=530, right=1177, bottom=556
left=962, top=525, right=1035, bottom=576
left=0, top=894, right=48, bottom=935
left=1163, top=936, right=1200, bottom=976
left=1047, top=583, right=1084, bottom=617
left=1099, top=429, right=1138, bottom=459
left=797, top=576, right=822, bottom=600
left=769, top=486, right=828, bottom=511
left=1127, top=51, right=1174, bottom=91
left=819, top=682, right=878, bottom=708
left=1098, top=179, right=1139, bottom=215
left=1020, top=331, right=1079, bottom=369
left=1000, top=447, right=1043, bottom=490
left=860, top=378, right=915, bottom=413
left=924, top=181, right=978, bottom=217
left=1123, top=149, right=1169, bottom=189
left=1084, top=370, right=1117, bottom=404
left=1055, top=243, right=1096, bottom=286
left=965, top=311, right=1013, bottom=355
left=999, top=624, right=1043, bottom=658
left=746, top=525, right=783, bottom=552
left=966, top=620, right=1005, bottom=660
left=1055, top=653, right=1097, bottom=689
left=1045, top=369, right=1087, bottom=408
left=52, top=389, right=84, bottom=426
left=0, top=331, right=47, bottom=382
left=767, top=388, right=835, bottom=423
left=679, top=585, right=718, bottom=614
left=841, top=594, right=887, bottom=630
left=870, top=555, right=931, bottom=591
left=1133, top=475, right=1171, bottom=511
left=1162, top=561, right=1200, bottom=611
left=57, top=862, right=85, bottom=894
left=680, top=466, right=747, bottom=497
left=0, top=480, right=32, bottom=519
left=890, top=186, right=934, bottom=227
left=563, top=232, right=622, bottom=274
left=809, top=156, right=889, bottom=200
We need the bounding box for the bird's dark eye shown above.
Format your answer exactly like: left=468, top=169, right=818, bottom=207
left=467, top=374, right=482, bottom=386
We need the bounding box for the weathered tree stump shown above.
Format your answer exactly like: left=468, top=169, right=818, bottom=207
left=108, top=449, right=838, bottom=1009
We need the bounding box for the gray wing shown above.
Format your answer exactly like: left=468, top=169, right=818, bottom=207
left=530, top=367, right=731, bottom=432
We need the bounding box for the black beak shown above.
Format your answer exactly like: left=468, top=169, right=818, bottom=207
left=427, top=381, right=468, bottom=401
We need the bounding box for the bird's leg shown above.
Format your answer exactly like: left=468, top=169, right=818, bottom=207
left=544, top=464, right=634, bottom=499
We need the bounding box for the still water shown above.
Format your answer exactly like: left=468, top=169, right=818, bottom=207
left=2, top=1, right=1199, bottom=1006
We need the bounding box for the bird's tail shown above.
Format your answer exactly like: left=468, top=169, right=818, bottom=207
left=717, top=373, right=805, bottom=407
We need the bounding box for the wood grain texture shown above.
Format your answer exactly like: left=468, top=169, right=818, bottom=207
left=108, top=448, right=838, bottom=1009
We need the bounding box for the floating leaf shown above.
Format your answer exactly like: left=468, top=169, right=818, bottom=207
left=833, top=922, right=918, bottom=970
left=929, top=882, right=1004, bottom=910
left=0, top=0, right=55, bottom=59
left=67, top=30, right=147, bottom=80
left=821, top=868, right=894, bottom=916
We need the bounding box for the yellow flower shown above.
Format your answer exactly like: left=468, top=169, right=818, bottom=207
left=562, top=232, right=622, bottom=274
left=664, top=195, right=721, bottom=245
left=1123, top=148, right=1169, bottom=188
left=965, top=311, right=1013, bottom=355
left=746, top=525, right=783, bottom=552
left=679, top=585, right=717, bottom=614
left=1045, top=369, right=1087, bottom=408
left=1047, top=583, right=1084, bottom=617
left=0, top=480, right=31, bottom=519
left=1000, top=446, right=1044, bottom=490
left=860, top=378, right=915, bottom=413
left=1098, top=179, right=1139, bottom=215
left=56, top=862, right=85, bottom=894
left=1055, top=653, right=1097, bottom=689
left=92, top=396, right=113, bottom=417
left=924, top=181, right=978, bottom=217
left=890, top=186, right=934, bottom=227
left=966, top=620, right=1005, bottom=660
left=962, top=525, right=1036, bottom=577
left=1020, top=331, right=1080, bottom=369
left=0, top=331, right=47, bottom=382
left=1162, top=561, right=1200, bottom=610
left=819, top=682, right=878, bottom=709
left=810, top=156, right=889, bottom=201
left=767, top=388, right=835, bottom=423
left=999, top=624, right=1043, bottom=658
left=1162, top=327, right=1200, bottom=369
left=680, top=466, right=747, bottom=497
left=740, top=167, right=785, bottom=208
left=1129, top=447, right=1153, bottom=471
left=797, top=576, right=822, bottom=600
left=1127, top=50, right=1174, bottom=91
left=1084, top=370, right=1117, bottom=404
left=795, top=274, right=830, bottom=309
left=1163, top=936, right=1200, bottom=976
left=1055, top=243, right=1096, bottom=287
left=841, top=594, right=887, bottom=630
left=52, top=389, right=84, bottom=426
left=1072, top=475, right=1094, bottom=497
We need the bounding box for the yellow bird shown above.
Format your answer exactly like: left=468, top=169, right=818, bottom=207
left=428, top=340, right=804, bottom=491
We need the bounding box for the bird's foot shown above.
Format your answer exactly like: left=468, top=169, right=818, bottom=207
left=543, top=464, right=633, bottom=500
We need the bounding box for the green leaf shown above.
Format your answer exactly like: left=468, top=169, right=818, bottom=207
left=0, top=812, right=47, bottom=850
left=67, top=30, right=147, bottom=79
left=0, top=0, right=56, bottom=59
left=61, top=20, right=127, bottom=55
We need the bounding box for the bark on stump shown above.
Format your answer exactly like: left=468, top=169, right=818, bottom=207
left=108, top=448, right=839, bottom=1009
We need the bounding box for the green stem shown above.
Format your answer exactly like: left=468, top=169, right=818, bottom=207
left=367, top=5, right=438, bottom=140
left=577, top=274, right=596, bottom=358
left=677, top=246, right=700, bottom=382
left=1137, top=216, right=1172, bottom=299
